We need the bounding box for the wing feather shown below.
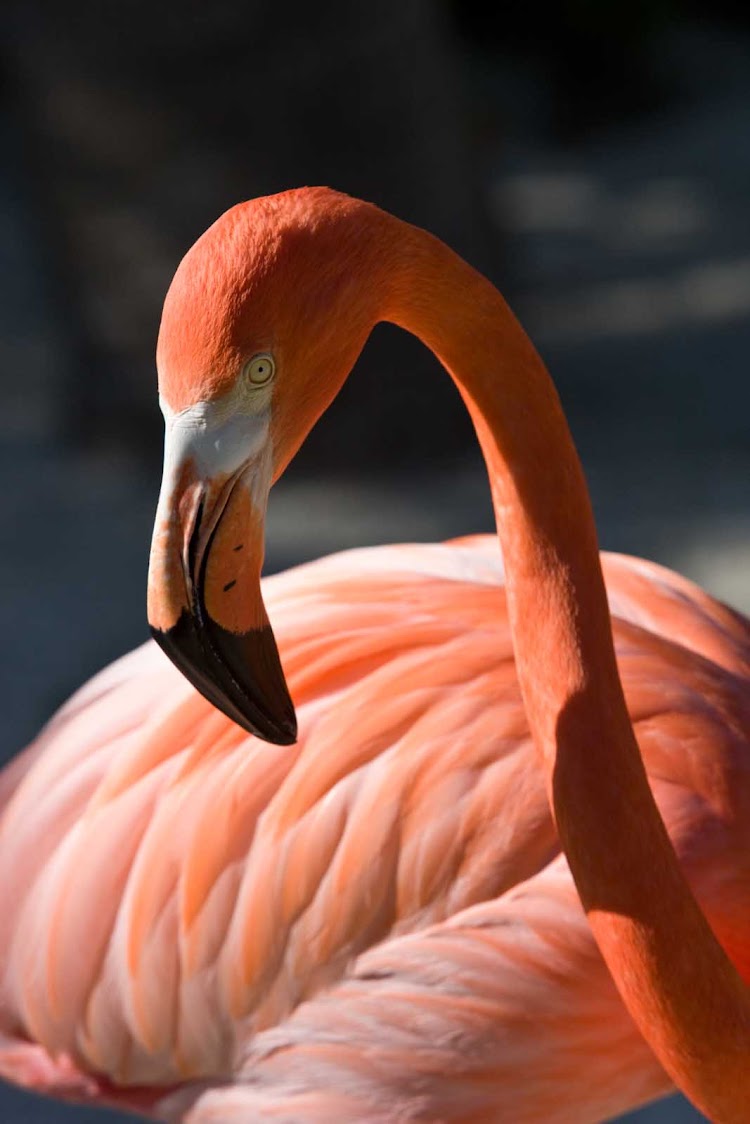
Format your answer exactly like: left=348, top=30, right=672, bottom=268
left=2, top=537, right=749, bottom=1117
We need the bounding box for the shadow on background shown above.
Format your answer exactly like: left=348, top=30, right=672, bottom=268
left=2, top=2, right=749, bottom=1120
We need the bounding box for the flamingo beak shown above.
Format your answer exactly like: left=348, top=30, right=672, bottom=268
left=147, top=409, right=297, bottom=744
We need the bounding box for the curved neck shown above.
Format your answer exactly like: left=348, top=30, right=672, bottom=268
left=381, top=218, right=750, bottom=1120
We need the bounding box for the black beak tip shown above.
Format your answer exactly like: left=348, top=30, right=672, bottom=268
left=232, top=699, right=298, bottom=745
left=150, top=616, right=298, bottom=746
left=268, top=715, right=298, bottom=746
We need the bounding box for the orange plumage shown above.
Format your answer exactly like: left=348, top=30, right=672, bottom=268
left=2, top=189, right=749, bottom=1121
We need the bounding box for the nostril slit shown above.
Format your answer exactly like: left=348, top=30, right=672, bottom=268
left=223, top=580, right=237, bottom=592
left=233, top=544, right=244, bottom=552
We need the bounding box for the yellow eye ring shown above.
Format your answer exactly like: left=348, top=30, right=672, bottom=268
left=244, top=353, right=275, bottom=386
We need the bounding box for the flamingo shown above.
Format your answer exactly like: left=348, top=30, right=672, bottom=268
left=1, top=187, right=750, bottom=1123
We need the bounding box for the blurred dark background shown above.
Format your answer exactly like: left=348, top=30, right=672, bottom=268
left=2, top=1, right=750, bottom=1120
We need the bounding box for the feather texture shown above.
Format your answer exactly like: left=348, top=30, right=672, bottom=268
left=2, top=538, right=750, bottom=1119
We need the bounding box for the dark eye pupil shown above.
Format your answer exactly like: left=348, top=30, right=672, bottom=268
left=247, top=357, right=272, bottom=382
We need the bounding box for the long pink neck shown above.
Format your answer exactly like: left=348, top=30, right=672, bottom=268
left=381, top=217, right=750, bottom=1120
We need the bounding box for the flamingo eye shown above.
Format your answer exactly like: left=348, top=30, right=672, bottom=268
left=243, top=353, right=275, bottom=386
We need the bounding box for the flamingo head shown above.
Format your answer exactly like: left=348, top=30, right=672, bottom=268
left=147, top=188, right=388, bottom=742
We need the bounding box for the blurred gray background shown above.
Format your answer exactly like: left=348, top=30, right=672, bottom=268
left=1, top=1, right=749, bottom=1120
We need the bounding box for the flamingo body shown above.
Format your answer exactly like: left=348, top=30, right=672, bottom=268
left=2, top=536, right=750, bottom=1120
